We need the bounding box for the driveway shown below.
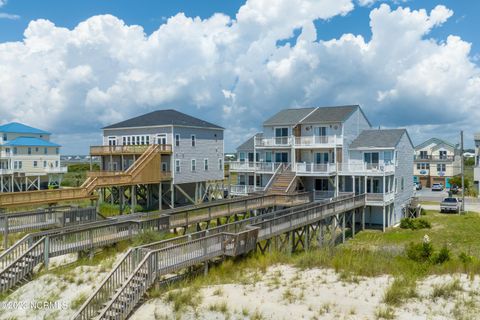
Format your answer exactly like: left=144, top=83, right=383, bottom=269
left=416, top=188, right=480, bottom=212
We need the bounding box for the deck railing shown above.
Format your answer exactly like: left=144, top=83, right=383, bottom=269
left=90, top=144, right=172, bottom=155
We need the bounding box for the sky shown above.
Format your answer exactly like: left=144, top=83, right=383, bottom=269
left=0, top=0, right=479, bottom=154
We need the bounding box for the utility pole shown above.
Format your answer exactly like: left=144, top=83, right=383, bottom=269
left=461, top=131, right=465, bottom=213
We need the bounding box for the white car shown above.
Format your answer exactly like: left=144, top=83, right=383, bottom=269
left=431, top=183, right=444, bottom=191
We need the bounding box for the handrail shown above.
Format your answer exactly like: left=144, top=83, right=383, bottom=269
left=265, top=163, right=285, bottom=190
left=0, top=234, right=32, bottom=269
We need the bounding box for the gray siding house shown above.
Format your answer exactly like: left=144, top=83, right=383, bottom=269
left=229, top=105, right=414, bottom=229
left=99, top=109, right=224, bottom=207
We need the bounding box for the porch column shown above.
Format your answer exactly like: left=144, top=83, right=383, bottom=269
left=170, top=181, right=175, bottom=209
left=131, top=185, right=136, bottom=214
left=158, top=183, right=162, bottom=212
left=382, top=206, right=386, bottom=232
left=352, top=175, right=355, bottom=195
left=335, top=175, right=339, bottom=197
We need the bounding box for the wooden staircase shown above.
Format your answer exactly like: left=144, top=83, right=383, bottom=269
left=268, top=166, right=297, bottom=194
left=0, top=145, right=171, bottom=208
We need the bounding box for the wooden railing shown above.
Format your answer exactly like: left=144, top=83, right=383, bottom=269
left=90, top=144, right=172, bottom=155
left=89, top=194, right=365, bottom=320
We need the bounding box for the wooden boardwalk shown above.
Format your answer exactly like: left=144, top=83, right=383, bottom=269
left=73, top=194, right=366, bottom=320
left=0, top=193, right=309, bottom=293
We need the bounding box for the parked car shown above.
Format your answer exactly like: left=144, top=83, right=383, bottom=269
left=440, top=197, right=461, bottom=213
left=414, top=182, right=422, bottom=190
left=432, top=183, right=444, bottom=191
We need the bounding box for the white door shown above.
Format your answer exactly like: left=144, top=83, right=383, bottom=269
left=157, top=134, right=167, bottom=145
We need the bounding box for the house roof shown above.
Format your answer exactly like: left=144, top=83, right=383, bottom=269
left=300, top=105, right=361, bottom=124
left=349, top=129, right=410, bottom=149
left=0, top=122, right=50, bottom=135
left=237, top=133, right=263, bottom=151
left=103, top=109, right=224, bottom=130
left=262, top=105, right=369, bottom=126
left=415, top=137, right=457, bottom=150
left=4, top=137, right=60, bottom=147
left=263, top=108, right=316, bottom=126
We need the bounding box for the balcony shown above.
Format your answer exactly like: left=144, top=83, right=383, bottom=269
left=414, top=155, right=455, bottom=162
left=365, top=192, right=395, bottom=205
left=293, top=135, right=343, bottom=148
left=229, top=185, right=264, bottom=196
left=295, top=163, right=336, bottom=176
left=228, top=161, right=281, bottom=173
left=0, top=169, right=13, bottom=175
left=338, top=163, right=395, bottom=175
left=45, top=166, right=68, bottom=174
left=90, top=144, right=172, bottom=156
left=254, top=136, right=292, bottom=148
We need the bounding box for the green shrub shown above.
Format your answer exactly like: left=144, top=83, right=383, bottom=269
left=400, top=218, right=431, bottom=230
left=432, top=246, right=451, bottom=264
left=406, top=242, right=433, bottom=262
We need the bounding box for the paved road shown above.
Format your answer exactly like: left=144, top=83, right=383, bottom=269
left=416, top=188, right=480, bottom=212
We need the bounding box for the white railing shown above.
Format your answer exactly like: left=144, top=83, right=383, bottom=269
left=366, top=192, right=395, bottom=203
left=228, top=162, right=281, bottom=173
left=295, top=162, right=336, bottom=175
left=45, top=166, right=68, bottom=174
left=293, top=135, right=342, bottom=147
left=338, top=163, right=395, bottom=174
left=229, top=185, right=264, bottom=196
left=255, top=136, right=292, bottom=147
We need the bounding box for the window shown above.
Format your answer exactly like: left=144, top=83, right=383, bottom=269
left=141, top=136, right=145, bottom=145
left=191, top=135, right=196, bottom=147
left=146, top=136, right=150, bottom=145
left=439, top=150, right=447, bottom=160
left=136, top=136, right=140, bottom=145
left=127, top=136, right=131, bottom=145
left=218, top=158, right=223, bottom=170
left=18, top=161, right=22, bottom=169
left=5, top=148, right=9, bottom=153
left=43, top=161, right=47, bottom=168
left=265, top=151, right=272, bottom=163
left=56, top=148, right=59, bottom=155
left=35, top=147, right=39, bottom=152
left=401, top=177, right=404, bottom=191
left=384, top=151, right=393, bottom=164
left=44, top=147, right=48, bottom=155
left=364, top=152, right=379, bottom=164
left=239, top=152, right=245, bottom=162
left=13, top=161, right=17, bottom=169
left=419, top=150, right=428, bottom=159
left=204, top=159, right=208, bottom=171
left=123, top=137, right=126, bottom=145
left=13, top=147, right=17, bottom=155
left=2, top=134, right=6, bottom=141
left=417, top=163, right=421, bottom=170
left=175, top=160, right=180, bottom=173
left=239, top=175, right=246, bottom=185
left=437, top=164, right=446, bottom=172
left=191, top=159, right=196, bottom=171
left=55, top=161, right=58, bottom=167
left=274, top=127, right=289, bottom=144
left=175, top=134, right=180, bottom=147
left=108, top=136, right=117, bottom=146
left=33, top=161, right=37, bottom=167
left=28, top=147, right=32, bottom=155
left=162, top=162, right=167, bottom=172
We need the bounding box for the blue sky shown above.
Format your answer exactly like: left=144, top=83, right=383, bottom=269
left=1, top=0, right=478, bottom=55
left=0, top=0, right=478, bottom=153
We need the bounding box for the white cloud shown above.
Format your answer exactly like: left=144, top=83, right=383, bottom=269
left=0, top=12, right=19, bottom=20
left=0, top=0, right=478, bottom=153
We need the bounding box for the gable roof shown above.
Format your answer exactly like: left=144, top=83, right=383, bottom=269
left=300, top=105, right=361, bottom=124
left=237, top=133, right=263, bottom=151
left=263, top=108, right=316, bottom=126
left=349, top=129, right=410, bottom=149
left=263, top=105, right=370, bottom=126
left=103, top=109, right=224, bottom=130
left=4, top=137, right=60, bottom=147
left=415, top=137, right=457, bottom=150
left=0, top=122, right=50, bottom=135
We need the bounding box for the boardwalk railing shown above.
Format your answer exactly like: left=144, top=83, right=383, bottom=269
left=75, top=194, right=364, bottom=320
left=1, top=193, right=309, bottom=294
